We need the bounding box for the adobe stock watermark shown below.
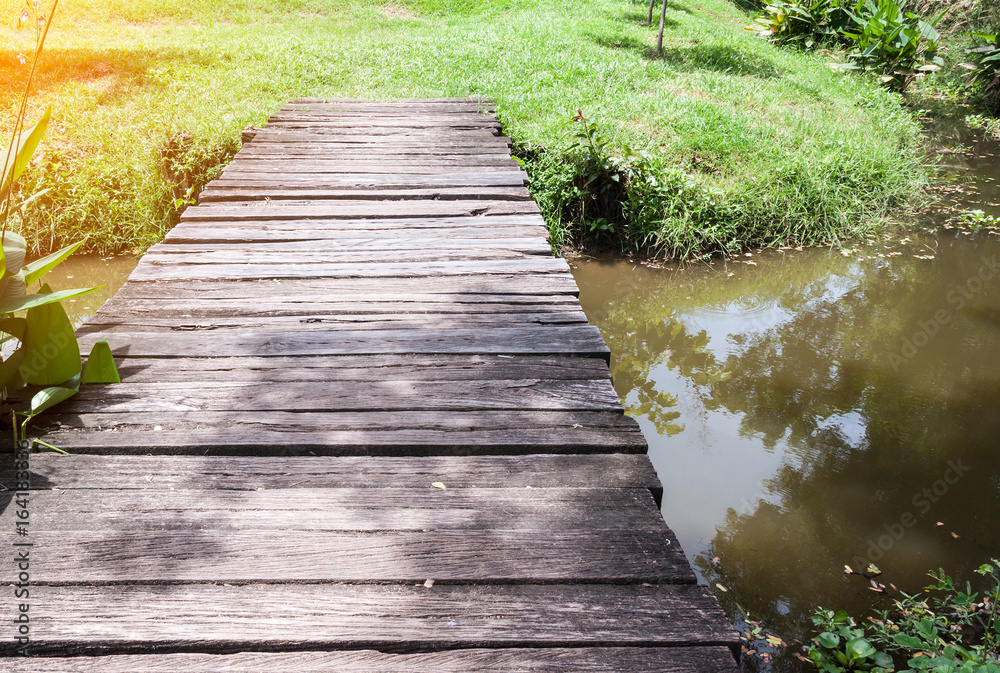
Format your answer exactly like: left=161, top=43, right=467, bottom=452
left=888, top=254, right=1000, bottom=372
left=852, top=458, right=971, bottom=568
left=11, top=439, right=33, bottom=656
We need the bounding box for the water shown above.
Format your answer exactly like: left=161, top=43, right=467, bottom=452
left=571, top=122, right=1000, bottom=671
left=40, top=254, right=139, bottom=327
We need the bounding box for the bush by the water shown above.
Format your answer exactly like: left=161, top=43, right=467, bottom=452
left=805, top=561, right=1000, bottom=672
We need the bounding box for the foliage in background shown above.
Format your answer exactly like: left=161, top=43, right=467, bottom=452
left=750, top=0, right=946, bottom=91
left=805, top=561, right=1000, bottom=672
left=1, top=0, right=928, bottom=258
left=964, top=30, right=1000, bottom=110
left=835, top=0, right=946, bottom=90
left=750, top=0, right=854, bottom=49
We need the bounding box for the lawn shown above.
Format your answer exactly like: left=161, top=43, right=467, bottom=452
left=1, top=0, right=928, bottom=255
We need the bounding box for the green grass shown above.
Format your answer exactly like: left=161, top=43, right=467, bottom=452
left=1, top=0, right=928, bottom=256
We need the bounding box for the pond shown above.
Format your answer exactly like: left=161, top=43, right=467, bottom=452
left=571, top=117, right=1000, bottom=671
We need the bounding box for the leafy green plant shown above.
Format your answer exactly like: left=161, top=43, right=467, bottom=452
left=836, top=0, right=947, bottom=91
left=964, top=31, right=1000, bottom=109
left=805, top=561, right=1000, bottom=672
left=1, top=0, right=120, bottom=450
left=750, top=0, right=853, bottom=48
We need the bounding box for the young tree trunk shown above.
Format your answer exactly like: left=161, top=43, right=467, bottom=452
left=657, top=0, right=668, bottom=52
left=648, top=0, right=656, bottom=24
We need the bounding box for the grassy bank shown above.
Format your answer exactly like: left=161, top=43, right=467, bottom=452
left=1, top=0, right=927, bottom=256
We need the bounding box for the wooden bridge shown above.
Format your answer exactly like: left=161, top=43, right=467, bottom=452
left=1, top=99, right=738, bottom=671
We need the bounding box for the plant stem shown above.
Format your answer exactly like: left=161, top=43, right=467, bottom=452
left=1, top=0, right=59, bottom=239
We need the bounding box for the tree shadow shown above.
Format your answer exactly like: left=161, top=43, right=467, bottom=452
left=651, top=44, right=781, bottom=78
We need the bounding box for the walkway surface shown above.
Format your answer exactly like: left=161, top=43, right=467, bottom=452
left=1, top=99, right=738, bottom=670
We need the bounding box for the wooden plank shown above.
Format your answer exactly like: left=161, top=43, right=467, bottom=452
left=108, top=275, right=581, bottom=299
left=168, top=214, right=546, bottom=231
left=179, top=202, right=540, bottom=220
left=204, top=172, right=527, bottom=187
left=33, top=409, right=635, bottom=432
left=229, top=155, right=517, bottom=167
left=126, top=259, right=570, bottom=281
left=244, top=133, right=512, bottom=147
left=0, top=647, right=739, bottom=672
left=0, top=453, right=661, bottom=491
left=99, top=354, right=609, bottom=380
left=245, top=126, right=502, bottom=138
left=137, top=249, right=543, bottom=266
left=237, top=144, right=512, bottom=156
left=149, top=238, right=550, bottom=255
left=198, top=187, right=533, bottom=202
left=74, top=325, right=609, bottom=358
left=0, top=584, right=736, bottom=657
left=222, top=163, right=519, bottom=175
left=96, top=298, right=581, bottom=317
left=80, top=313, right=589, bottom=332
left=0, top=487, right=665, bottom=532
left=26, top=378, right=622, bottom=413
left=26, top=428, right=644, bottom=456
left=265, top=119, right=501, bottom=130
left=162, top=225, right=549, bottom=242
left=1, top=529, right=690, bottom=583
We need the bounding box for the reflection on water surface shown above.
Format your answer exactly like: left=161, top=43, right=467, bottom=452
left=572, top=231, right=1000, bottom=671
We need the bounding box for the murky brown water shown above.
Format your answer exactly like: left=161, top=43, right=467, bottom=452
left=40, top=254, right=139, bottom=327
left=573, top=210, right=1000, bottom=667
left=571, top=119, right=1000, bottom=672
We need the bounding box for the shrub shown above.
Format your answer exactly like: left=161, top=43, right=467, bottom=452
left=836, top=0, right=948, bottom=91
left=805, top=561, right=1000, bottom=672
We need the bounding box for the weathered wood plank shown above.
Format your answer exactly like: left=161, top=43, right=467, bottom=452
left=125, top=259, right=569, bottom=281
left=0, top=453, right=660, bottom=491
left=97, top=298, right=581, bottom=318
left=0, top=584, right=737, bottom=656
left=138, top=249, right=543, bottom=266
left=222, top=162, right=519, bottom=174
left=0, top=529, right=690, bottom=583
left=101, top=354, right=608, bottom=379
left=237, top=144, right=512, bottom=155
left=229, top=155, right=517, bottom=167
left=80, top=313, right=589, bottom=333
left=162, top=226, right=549, bottom=242
left=0, top=647, right=739, bottom=672
left=167, top=214, right=546, bottom=232
left=25, top=378, right=622, bottom=413
left=74, top=325, right=609, bottom=358
left=0, top=487, right=664, bottom=532
left=150, top=238, right=550, bottom=255
left=198, top=186, right=533, bottom=202
left=179, top=201, right=540, bottom=220
left=206, top=172, right=527, bottom=188
left=108, top=275, right=579, bottom=300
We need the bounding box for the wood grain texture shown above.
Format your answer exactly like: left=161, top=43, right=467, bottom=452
left=0, top=453, right=661, bottom=491
left=0, top=647, right=739, bottom=672
left=0, top=584, right=737, bottom=656
left=0, top=528, right=691, bottom=583
left=74, top=325, right=610, bottom=357
left=0, top=487, right=666, bottom=532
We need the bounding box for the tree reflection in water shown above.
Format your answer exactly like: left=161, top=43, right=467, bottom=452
left=572, top=234, right=1000, bottom=672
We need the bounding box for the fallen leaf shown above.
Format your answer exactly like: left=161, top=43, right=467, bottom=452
left=432, top=482, right=446, bottom=489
